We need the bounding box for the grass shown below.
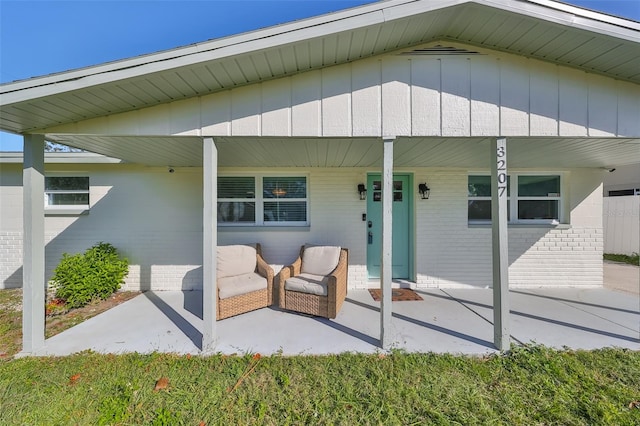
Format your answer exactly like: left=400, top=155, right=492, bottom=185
left=0, top=348, right=639, bottom=425
left=604, top=253, right=640, bottom=266
left=1, top=289, right=639, bottom=424
left=0, top=289, right=22, bottom=358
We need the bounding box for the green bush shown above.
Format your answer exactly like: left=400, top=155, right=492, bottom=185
left=51, top=242, right=129, bottom=309
left=604, top=252, right=640, bottom=266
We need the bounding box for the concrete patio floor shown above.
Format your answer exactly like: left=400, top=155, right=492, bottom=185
left=35, top=287, right=639, bottom=356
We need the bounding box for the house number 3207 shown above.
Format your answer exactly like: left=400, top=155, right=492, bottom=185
left=496, top=145, right=507, bottom=197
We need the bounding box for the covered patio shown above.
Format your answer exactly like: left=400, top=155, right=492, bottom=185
left=33, top=287, right=639, bottom=356
left=2, top=0, right=639, bottom=357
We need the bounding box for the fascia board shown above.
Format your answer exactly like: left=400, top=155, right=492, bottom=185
left=481, top=0, right=640, bottom=41
left=0, top=152, right=124, bottom=163
left=0, top=0, right=401, bottom=102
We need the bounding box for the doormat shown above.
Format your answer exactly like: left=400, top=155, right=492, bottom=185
left=368, top=288, right=423, bottom=302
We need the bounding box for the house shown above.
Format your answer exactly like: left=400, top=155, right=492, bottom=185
left=1, top=0, right=639, bottom=354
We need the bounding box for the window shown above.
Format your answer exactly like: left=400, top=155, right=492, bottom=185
left=608, top=189, right=640, bottom=197
left=45, top=176, right=89, bottom=210
left=468, top=175, right=510, bottom=221
left=218, top=175, right=308, bottom=226
left=468, top=174, right=561, bottom=224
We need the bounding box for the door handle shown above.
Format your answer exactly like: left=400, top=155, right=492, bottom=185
left=368, top=231, right=373, bottom=244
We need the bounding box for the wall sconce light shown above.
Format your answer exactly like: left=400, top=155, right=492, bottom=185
left=418, top=183, right=430, bottom=199
left=357, top=183, right=367, bottom=200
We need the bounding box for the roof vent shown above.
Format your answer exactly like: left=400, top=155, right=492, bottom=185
left=399, top=46, right=482, bottom=56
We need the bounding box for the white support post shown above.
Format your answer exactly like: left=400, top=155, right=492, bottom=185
left=491, top=137, right=510, bottom=350
left=202, top=137, right=217, bottom=352
left=380, top=137, right=394, bottom=349
left=22, top=134, right=45, bottom=354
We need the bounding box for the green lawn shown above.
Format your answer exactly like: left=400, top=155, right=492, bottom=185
left=1, top=288, right=639, bottom=425
left=1, top=346, right=639, bottom=424
left=605, top=253, right=640, bottom=266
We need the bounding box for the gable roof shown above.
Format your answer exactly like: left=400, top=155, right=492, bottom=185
left=1, top=0, right=639, bottom=135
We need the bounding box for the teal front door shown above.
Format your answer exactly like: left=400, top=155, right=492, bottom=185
left=366, top=174, right=411, bottom=279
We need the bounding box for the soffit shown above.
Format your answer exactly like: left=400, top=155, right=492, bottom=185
left=2, top=0, right=639, bottom=134
left=46, top=134, right=640, bottom=169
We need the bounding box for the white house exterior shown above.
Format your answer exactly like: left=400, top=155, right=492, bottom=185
left=1, top=0, right=639, bottom=353
left=1, top=150, right=608, bottom=290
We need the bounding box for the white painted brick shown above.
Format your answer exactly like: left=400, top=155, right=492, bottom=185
left=2, top=165, right=605, bottom=290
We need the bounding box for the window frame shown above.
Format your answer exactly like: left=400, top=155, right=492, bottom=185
left=44, top=174, right=90, bottom=214
left=217, top=173, right=309, bottom=227
left=468, top=172, right=563, bottom=225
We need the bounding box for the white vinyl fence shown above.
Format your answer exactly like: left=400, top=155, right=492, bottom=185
left=603, top=196, right=640, bottom=255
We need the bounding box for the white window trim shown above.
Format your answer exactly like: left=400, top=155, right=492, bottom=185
left=468, top=172, right=564, bottom=225
left=218, top=173, right=310, bottom=227
left=44, top=174, right=90, bottom=215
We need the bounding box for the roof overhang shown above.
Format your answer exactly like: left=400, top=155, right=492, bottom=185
left=37, top=134, right=640, bottom=169
left=0, top=151, right=124, bottom=164
left=1, top=0, right=639, bottom=134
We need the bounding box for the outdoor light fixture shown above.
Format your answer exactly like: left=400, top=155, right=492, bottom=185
left=418, top=183, right=430, bottom=199
left=357, top=183, right=367, bottom=200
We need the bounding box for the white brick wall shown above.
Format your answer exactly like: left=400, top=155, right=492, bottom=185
left=1, top=164, right=605, bottom=290
left=413, top=170, right=603, bottom=288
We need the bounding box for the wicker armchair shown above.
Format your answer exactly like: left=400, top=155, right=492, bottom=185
left=278, top=245, right=348, bottom=319
left=217, top=243, right=274, bottom=320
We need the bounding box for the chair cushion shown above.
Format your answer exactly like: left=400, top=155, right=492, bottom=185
left=218, top=272, right=267, bottom=299
left=217, top=245, right=256, bottom=279
left=301, top=245, right=341, bottom=276
left=285, top=273, right=328, bottom=296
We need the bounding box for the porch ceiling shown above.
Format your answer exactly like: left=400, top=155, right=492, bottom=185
left=46, top=134, right=640, bottom=169
left=2, top=0, right=639, bottom=134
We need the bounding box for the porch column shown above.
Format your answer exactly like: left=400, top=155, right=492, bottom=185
left=202, top=137, right=217, bottom=352
left=22, top=134, right=45, bottom=354
left=491, top=137, right=510, bottom=350
left=380, top=136, right=394, bottom=348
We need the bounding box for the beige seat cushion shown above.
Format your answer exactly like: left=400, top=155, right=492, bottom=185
left=218, top=272, right=267, bottom=299
left=217, top=245, right=256, bottom=279
left=301, top=245, right=341, bottom=276
left=285, top=273, right=328, bottom=296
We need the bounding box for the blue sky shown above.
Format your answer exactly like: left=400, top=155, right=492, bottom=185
left=1, top=0, right=639, bottom=151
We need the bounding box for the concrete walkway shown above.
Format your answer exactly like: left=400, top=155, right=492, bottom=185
left=604, top=260, right=639, bottom=294
left=35, top=286, right=639, bottom=357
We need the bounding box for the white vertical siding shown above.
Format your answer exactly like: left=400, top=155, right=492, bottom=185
left=261, top=78, right=291, bottom=136
left=291, top=70, right=321, bottom=136
left=411, top=58, right=441, bottom=136
left=231, top=85, right=261, bottom=135
left=558, top=67, right=588, bottom=136
left=201, top=90, right=231, bottom=135
left=171, top=98, right=200, bottom=136
left=617, top=83, right=640, bottom=137
left=381, top=58, right=411, bottom=136
left=500, top=58, right=529, bottom=136
left=441, top=58, right=470, bottom=136
left=529, top=61, right=558, bottom=136
left=351, top=58, right=381, bottom=136
left=321, top=64, right=352, bottom=136
left=470, top=58, right=500, bottom=136
left=588, top=74, right=618, bottom=137
left=45, top=43, right=640, bottom=138
left=604, top=196, right=640, bottom=255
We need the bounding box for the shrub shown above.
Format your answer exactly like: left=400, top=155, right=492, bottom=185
left=604, top=252, right=640, bottom=266
left=51, top=242, right=129, bottom=309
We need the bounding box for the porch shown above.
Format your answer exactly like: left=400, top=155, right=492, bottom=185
left=33, top=287, right=639, bottom=356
